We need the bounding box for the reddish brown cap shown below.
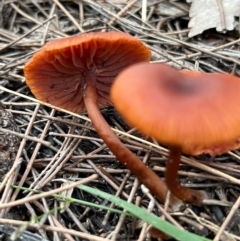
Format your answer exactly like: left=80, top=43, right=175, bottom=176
left=111, top=62, right=240, bottom=154
left=24, top=32, right=151, bottom=113
left=181, top=69, right=240, bottom=155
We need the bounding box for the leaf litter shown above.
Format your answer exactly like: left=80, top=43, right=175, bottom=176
left=188, top=0, right=240, bottom=37
left=1, top=0, right=240, bottom=240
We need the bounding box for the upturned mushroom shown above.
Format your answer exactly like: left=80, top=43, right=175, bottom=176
left=24, top=32, right=174, bottom=205
left=111, top=62, right=240, bottom=204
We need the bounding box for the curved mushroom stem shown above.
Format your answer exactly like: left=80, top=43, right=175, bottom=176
left=165, top=146, right=207, bottom=205
left=84, top=81, right=181, bottom=207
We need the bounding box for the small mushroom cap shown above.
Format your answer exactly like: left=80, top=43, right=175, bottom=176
left=24, top=32, right=151, bottom=113
left=111, top=63, right=240, bottom=154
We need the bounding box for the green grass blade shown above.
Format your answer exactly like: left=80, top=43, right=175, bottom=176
left=78, top=184, right=212, bottom=241
left=11, top=184, right=127, bottom=215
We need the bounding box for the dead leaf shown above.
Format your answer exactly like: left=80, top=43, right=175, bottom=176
left=187, top=0, right=240, bottom=37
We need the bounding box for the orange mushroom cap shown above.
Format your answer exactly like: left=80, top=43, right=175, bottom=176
left=111, top=62, right=240, bottom=155
left=190, top=139, right=240, bottom=156
left=24, top=32, right=151, bottom=113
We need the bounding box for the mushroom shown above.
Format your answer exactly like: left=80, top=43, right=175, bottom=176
left=24, top=32, right=173, bottom=205
left=111, top=62, right=240, bottom=204
left=181, top=69, right=240, bottom=156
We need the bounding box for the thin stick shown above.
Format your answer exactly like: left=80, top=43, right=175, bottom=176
left=142, top=0, right=147, bottom=23
left=216, top=0, right=226, bottom=30
left=0, top=217, right=110, bottom=241
left=10, top=3, right=67, bottom=37
left=0, top=15, right=56, bottom=52
left=52, top=0, right=84, bottom=32
left=0, top=127, right=51, bottom=147
left=213, top=195, right=240, bottom=241
left=0, top=174, right=98, bottom=209
left=107, top=0, right=138, bottom=27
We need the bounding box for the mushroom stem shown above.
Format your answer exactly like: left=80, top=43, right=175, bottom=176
left=84, top=81, right=173, bottom=205
left=165, top=146, right=206, bottom=205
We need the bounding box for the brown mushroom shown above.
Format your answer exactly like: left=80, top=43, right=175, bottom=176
left=24, top=32, right=174, bottom=205
left=181, top=69, right=240, bottom=156
left=111, top=62, right=240, bottom=204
